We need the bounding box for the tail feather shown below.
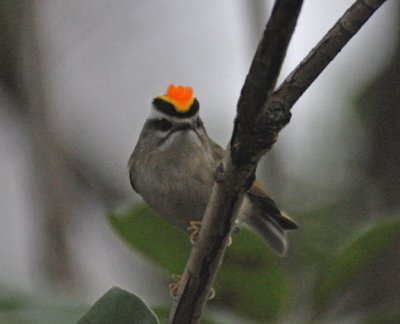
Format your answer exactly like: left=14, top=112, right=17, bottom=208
left=272, top=211, right=298, bottom=231
left=246, top=215, right=288, bottom=256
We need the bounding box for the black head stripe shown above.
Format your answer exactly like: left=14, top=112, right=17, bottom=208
left=146, top=118, right=173, bottom=132
left=152, top=98, right=199, bottom=118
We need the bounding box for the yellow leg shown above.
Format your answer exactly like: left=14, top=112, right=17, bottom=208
left=187, top=220, right=233, bottom=246
left=187, top=220, right=202, bottom=244
left=169, top=273, right=215, bottom=300
left=169, top=274, right=183, bottom=299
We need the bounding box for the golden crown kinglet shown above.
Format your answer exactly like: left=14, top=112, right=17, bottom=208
left=128, top=85, right=297, bottom=255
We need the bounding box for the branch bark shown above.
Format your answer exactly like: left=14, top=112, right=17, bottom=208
left=169, top=0, right=387, bottom=323
left=270, top=0, right=387, bottom=112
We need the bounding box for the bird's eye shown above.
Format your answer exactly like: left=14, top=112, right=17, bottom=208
left=196, top=117, right=202, bottom=128
left=157, top=118, right=173, bottom=132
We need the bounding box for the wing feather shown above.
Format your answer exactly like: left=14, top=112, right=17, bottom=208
left=248, top=181, right=297, bottom=230
left=208, top=139, right=297, bottom=231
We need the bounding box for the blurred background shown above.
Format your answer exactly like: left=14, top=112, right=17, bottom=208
left=0, top=0, right=399, bottom=323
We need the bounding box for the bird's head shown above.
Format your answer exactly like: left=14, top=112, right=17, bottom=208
left=144, top=85, right=205, bottom=145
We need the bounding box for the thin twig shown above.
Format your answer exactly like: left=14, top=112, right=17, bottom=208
left=269, top=0, right=387, bottom=113
left=168, top=0, right=387, bottom=323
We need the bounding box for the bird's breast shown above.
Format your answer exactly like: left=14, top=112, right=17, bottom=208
left=134, top=140, right=217, bottom=229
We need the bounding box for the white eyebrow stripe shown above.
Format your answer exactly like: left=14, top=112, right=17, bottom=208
left=147, top=107, right=167, bottom=119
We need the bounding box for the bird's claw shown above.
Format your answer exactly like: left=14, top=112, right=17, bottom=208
left=187, top=220, right=202, bottom=244
left=187, top=220, right=233, bottom=246
left=169, top=273, right=215, bottom=300
left=169, top=274, right=183, bottom=299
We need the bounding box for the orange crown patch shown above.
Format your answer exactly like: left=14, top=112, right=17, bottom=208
left=157, top=84, right=195, bottom=113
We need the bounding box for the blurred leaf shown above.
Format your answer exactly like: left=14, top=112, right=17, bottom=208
left=153, top=307, right=218, bottom=324
left=364, top=308, right=400, bottom=324
left=151, top=307, right=172, bottom=324
left=109, top=205, right=289, bottom=322
left=0, top=305, right=86, bottom=324
left=287, top=204, right=350, bottom=270
left=108, top=205, right=191, bottom=274
left=0, top=287, right=30, bottom=312
left=0, top=286, right=86, bottom=324
left=216, top=229, right=289, bottom=322
left=313, top=219, right=400, bottom=316
left=77, top=287, right=159, bottom=324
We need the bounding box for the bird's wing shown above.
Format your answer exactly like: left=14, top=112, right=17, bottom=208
left=248, top=181, right=297, bottom=230
left=209, top=139, right=297, bottom=230
left=209, top=138, right=225, bottom=162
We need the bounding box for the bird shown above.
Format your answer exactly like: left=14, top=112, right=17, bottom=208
left=128, top=84, right=297, bottom=255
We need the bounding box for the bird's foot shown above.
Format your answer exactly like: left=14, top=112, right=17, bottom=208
left=169, top=273, right=215, bottom=300
left=169, top=274, right=182, bottom=299
left=187, top=220, right=202, bottom=244
left=187, top=220, right=232, bottom=246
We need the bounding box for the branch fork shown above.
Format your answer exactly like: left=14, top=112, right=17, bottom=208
left=169, top=0, right=388, bottom=323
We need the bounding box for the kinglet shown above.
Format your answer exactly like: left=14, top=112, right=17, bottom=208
left=128, top=85, right=297, bottom=255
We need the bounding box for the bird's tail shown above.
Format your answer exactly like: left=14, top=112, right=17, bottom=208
left=246, top=215, right=287, bottom=255
left=246, top=211, right=297, bottom=256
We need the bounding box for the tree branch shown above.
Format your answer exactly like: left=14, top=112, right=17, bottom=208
left=270, top=0, right=387, bottom=112
left=168, top=0, right=387, bottom=323
left=169, top=1, right=303, bottom=323
left=238, top=0, right=304, bottom=125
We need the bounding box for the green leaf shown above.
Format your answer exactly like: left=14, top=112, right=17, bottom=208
left=0, top=287, right=30, bottom=312
left=287, top=204, right=350, bottom=269
left=313, top=219, right=400, bottom=316
left=0, top=285, right=86, bottom=324
left=364, top=308, right=400, bottom=324
left=152, top=307, right=218, bottom=324
left=109, top=205, right=289, bottom=322
left=217, top=229, right=289, bottom=322
left=0, top=305, right=86, bottom=324
left=108, top=205, right=191, bottom=274
left=77, top=287, right=159, bottom=324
